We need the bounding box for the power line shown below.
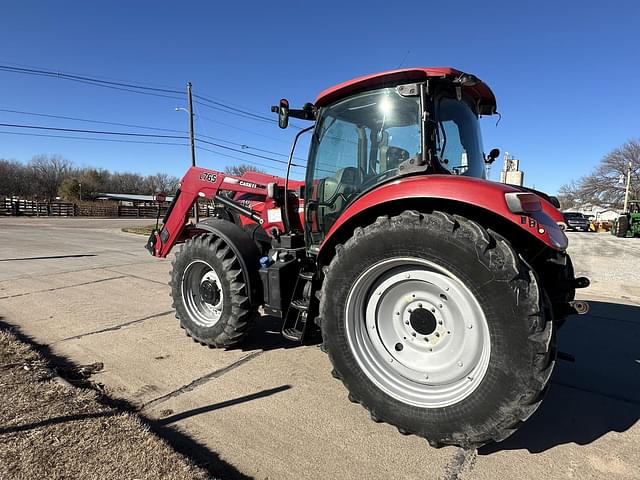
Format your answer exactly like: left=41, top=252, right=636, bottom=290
left=194, top=98, right=305, bottom=130
left=0, top=130, right=306, bottom=177
left=196, top=145, right=295, bottom=173
left=0, top=61, right=310, bottom=129
left=0, top=108, right=186, bottom=134
left=193, top=94, right=276, bottom=123
left=0, top=64, right=183, bottom=94
left=0, top=130, right=189, bottom=146
left=0, top=122, right=304, bottom=170
left=0, top=59, right=186, bottom=92
left=194, top=112, right=292, bottom=144
left=195, top=138, right=304, bottom=167
left=0, top=107, right=297, bottom=157
left=193, top=99, right=278, bottom=125
left=0, top=122, right=187, bottom=139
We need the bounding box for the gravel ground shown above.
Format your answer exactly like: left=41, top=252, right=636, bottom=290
left=566, top=232, right=640, bottom=301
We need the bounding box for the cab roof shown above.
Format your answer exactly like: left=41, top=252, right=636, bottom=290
left=315, top=67, right=497, bottom=115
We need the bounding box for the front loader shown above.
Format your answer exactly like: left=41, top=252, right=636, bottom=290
left=147, top=67, right=589, bottom=448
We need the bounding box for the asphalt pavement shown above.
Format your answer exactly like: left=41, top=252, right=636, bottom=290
left=1, top=217, right=638, bottom=480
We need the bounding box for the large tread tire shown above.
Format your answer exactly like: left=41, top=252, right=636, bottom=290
left=616, top=216, right=629, bottom=238
left=170, top=234, right=258, bottom=348
left=318, top=210, right=555, bottom=448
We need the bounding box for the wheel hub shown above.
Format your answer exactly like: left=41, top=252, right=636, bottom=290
left=200, top=280, right=220, bottom=305
left=409, top=308, right=437, bottom=335
left=346, top=257, right=491, bottom=408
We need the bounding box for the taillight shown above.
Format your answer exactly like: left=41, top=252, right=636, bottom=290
left=504, top=193, right=542, bottom=214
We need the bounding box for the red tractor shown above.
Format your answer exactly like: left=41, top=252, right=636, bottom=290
left=147, top=67, right=589, bottom=448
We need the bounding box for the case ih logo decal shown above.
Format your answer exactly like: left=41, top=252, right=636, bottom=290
left=199, top=172, right=217, bottom=183
left=239, top=180, right=264, bottom=189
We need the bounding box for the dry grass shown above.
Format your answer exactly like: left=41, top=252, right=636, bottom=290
left=121, top=225, right=155, bottom=235
left=0, top=329, right=211, bottom=480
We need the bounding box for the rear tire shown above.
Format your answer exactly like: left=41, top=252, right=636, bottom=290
left=319, top=211, right=555, bottom=448
left=170, top=234, right=258, bottom=348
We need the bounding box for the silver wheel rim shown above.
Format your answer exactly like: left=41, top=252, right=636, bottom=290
left=345, top=257, right=491, bottom=408
left=181, top=260, right=224, bottom=327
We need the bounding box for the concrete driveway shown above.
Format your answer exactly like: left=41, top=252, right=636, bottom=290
left=1, top=217, right=638, bottom=479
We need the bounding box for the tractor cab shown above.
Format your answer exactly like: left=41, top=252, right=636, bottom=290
left=280, top=68, right=498, bottom=247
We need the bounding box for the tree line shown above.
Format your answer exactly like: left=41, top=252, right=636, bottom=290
left=0, top=155, right=180, bottom=201
left=558, top=139, right=640, bottom=210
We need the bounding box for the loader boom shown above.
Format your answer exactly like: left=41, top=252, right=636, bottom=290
left=148, top=166, right=300, bottom=258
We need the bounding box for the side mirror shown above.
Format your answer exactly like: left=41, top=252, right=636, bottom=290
left=271, top=98, right=289, bottom=129
left=485, top=148, right=500, bottom=164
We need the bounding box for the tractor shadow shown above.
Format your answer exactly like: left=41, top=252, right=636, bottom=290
left=481, top=300, right=640, bottom=455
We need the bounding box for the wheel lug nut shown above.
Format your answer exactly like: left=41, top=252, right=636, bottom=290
left=412, top=332, right=416, bottom=337
left=418, top=303, right=423, bottom=308
left=404, top=320, right=409, bottom=325
left=468, top=324, right=473, bottom=329
left=457, top=361, right=463, bottom=367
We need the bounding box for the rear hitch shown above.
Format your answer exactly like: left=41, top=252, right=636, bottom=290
left=569, top=300, right=589, bottom=315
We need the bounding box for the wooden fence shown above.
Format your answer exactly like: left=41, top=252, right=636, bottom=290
left=0, top=197, right=217, bottom=218
left=0, top=198, right=76, bottom=217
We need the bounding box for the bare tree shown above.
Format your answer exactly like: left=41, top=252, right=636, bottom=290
left=145, top=172, right=180, bottom=194
left=29, top=154, right=73, bottom=201
left=558, top=139, right=640, bottom=210
left=224, top=163, right=266, bottom=176
left=110, top=172, right=145, bottom=194
left=0, top=159, right=35, bottom=197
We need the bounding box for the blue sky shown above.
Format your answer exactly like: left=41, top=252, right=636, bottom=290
left=1, top=0, right=638, bottom=193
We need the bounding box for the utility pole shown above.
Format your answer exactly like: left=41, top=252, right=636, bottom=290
left=187, top=82, right=196, bottom=168
left=187, top=82, right=199, bottom=223
left=623, top=160, right=632, bottom=213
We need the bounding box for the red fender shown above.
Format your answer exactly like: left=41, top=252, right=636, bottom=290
left=319, top=175, right=568, bottom=255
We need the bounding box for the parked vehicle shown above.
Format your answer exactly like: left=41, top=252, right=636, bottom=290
left=563, top=211, right=590, bottom=231
left=146, top=67, right=589, bottom=448
left=611, top=201, right=640, bottom=237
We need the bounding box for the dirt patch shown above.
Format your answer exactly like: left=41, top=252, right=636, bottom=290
left=0, top=329, right=212, bottom=480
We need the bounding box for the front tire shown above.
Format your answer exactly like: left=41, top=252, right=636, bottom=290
left=319, top=211, right=554, bottom=447
left=615, top=216, right=629, bottom=237
left=170, top=234, right=258, bottom=348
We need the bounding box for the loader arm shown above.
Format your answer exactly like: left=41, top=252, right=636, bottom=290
left=147, top=166, right=290, bottom=258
